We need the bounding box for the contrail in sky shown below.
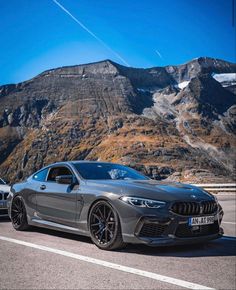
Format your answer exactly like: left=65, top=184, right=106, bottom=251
left=155, top=49, right=163, bottom=59
left=52, top=0, right=130, bottom=66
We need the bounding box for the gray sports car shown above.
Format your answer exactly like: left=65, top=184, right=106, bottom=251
left=8, top=161, right=224, bottom=250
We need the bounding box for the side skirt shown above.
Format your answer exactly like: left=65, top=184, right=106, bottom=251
left=29, top=218, right=90, bottom=237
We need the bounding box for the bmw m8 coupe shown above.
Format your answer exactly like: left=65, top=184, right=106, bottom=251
left=8, top=161, right=224, bottom=250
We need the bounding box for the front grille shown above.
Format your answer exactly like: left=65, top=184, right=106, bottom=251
left=175, top=222, right=219, bottom=238
left=139, top=223, right=168, bottom=238
left=0, top=192, right=8, bottom=200
left=171, top=201, right=217, bottom=216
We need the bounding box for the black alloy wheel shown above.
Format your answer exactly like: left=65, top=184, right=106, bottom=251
left=89, top=200, right=126, bottom=250
left=11, top=196, right=30, bottom=231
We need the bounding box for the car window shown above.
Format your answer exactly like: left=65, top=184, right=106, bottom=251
left=47, top=166, right=72, bottom=182
left=73, top=163, right=149, bottom=180
left=33, top=168, right=49, bottom=182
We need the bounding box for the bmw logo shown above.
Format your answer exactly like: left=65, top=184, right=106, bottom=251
left=191, top=195, right=197, bottom=199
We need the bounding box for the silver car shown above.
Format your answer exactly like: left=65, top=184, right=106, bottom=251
left=0, top=178, right=10, bottom=217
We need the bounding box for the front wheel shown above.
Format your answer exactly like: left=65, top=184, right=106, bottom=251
left=11, top=196, right=30, bottom=231
left=89, top=200, right=126, bottom=250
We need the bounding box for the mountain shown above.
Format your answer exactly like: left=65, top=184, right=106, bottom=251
left=0, top=57, right=235, bottom=183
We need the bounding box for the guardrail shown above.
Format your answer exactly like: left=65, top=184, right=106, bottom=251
left=192, top=183, right=236, bottom=193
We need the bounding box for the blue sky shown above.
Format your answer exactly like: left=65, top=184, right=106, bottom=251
left=0, top=0, right=235, bottom=85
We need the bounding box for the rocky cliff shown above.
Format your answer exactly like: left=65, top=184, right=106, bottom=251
left=0, top=57, right=235, bottom=182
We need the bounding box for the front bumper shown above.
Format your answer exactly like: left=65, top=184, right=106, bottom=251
left=0, top=200, right=8, bottom=217
left=122, top=218, right=223, bottom=246
left=130, top=232, right=223, bottom=246
left=118, top=201, right=224, bottom=246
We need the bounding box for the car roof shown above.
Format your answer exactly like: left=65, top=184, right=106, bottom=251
left=30, top=161, right=121, bottom=179
left=53, top=160, right=119, bottom=166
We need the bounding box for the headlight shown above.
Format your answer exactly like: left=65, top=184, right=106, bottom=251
left=120, top=196, right=166, bottom=208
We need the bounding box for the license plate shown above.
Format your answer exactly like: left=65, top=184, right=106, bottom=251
left=0, top=201, right=7, bottom=208
left=189, top=216, right=215, bottom=226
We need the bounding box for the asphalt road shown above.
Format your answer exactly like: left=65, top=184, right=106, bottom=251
left=0, top=195, right=235, bottom=290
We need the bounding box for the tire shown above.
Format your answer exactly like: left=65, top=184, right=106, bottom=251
left=88, top=200, right=126, bottom=250
left=11, top=196, right=30, bottom=231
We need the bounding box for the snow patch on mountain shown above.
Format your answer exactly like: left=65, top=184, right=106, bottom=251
left=175, top=81, right=190, bottom=90
left=212, top=73, right=236, bottom=87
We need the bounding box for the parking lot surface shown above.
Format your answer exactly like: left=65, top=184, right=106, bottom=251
left=0, top=194, right=235, bottom=290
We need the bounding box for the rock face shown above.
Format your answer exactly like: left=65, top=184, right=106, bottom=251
left=0, top=57, right=235, bottom=183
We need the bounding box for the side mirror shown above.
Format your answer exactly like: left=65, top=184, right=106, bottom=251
left=56, top=175, right=74, bottom=185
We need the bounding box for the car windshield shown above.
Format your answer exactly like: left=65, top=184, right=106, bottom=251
left=0, top=178, right=6, bottom=185
left=73, top=163, right=149, bottom=180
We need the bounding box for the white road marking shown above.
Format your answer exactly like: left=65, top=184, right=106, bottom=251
left=222, top=221, right=236, bottom=225
left=0, top=236, right=214, bottom=290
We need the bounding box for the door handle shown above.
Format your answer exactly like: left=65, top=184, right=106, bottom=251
left=40, top=184, right=46, bottom=190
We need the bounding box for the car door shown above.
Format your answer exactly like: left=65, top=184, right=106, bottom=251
left=36, top=165, right=79, bottom=227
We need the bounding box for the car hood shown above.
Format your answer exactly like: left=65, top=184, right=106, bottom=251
left=85, top=179, right=214, bottom=202
left=0, top=184, right=10, bottom=192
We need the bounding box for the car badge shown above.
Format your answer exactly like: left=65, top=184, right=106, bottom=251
left=191, top=194, right=197, bottom=199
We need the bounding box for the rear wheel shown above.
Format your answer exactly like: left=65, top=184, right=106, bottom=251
left=89, top=200, right=126, bottom=250
left=11, top=196, right=30, bottom=231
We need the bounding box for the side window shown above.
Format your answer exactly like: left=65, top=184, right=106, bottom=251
left=47, top=167, right=72, bottom=182
left=33, top=168, right=49, bottom=182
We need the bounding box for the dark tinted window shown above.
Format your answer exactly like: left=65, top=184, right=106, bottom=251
left=73, top=163, right=149, bottom=180
left=33, top=168, right=48, bottom=182
left=47, top=167, right=72, bottom=182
